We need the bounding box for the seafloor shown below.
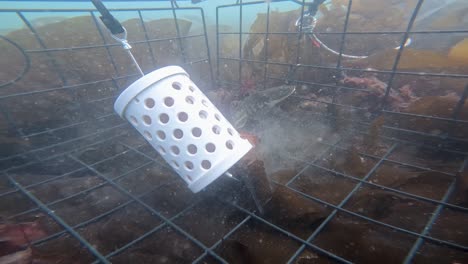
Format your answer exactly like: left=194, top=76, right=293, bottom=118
left=1, top=127, right=467, bottom=263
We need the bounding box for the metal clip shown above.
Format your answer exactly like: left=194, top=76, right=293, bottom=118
left=111, top=27, right=132, bottom=50
left=295, top=12, right=317, bottom=33
left=110, top=26, right=144, bottom=76
left=295, top=12, right=369, bottom=59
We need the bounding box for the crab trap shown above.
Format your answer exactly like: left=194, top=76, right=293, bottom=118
left=0, top=0, right=468, bottom=263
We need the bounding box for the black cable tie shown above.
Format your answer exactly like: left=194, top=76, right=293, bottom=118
left=307, top=0, right=326, bottom=16
left=91, top=0, right=125, bottom=35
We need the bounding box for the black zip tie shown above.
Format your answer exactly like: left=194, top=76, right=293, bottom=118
left=91, top=0, right=124, bottom=35
left=307, top=0, right=326, bottom=16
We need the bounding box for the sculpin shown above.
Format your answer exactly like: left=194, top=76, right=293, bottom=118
left=231, top=85, right=296, bottom=129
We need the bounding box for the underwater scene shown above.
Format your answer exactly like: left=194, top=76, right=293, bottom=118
left=0, top=0, right=467, bottom=263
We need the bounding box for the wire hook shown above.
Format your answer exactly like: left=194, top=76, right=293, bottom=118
left=296, top=7, right=412, bottom=59
left=296, top=12, right=369, bottom=59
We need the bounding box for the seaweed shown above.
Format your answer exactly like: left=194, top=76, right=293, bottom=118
left=449, top=38, right=468, bottom=62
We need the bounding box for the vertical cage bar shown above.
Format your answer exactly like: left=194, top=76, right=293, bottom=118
left=224, top=198, right=353, bottom=263
left=170, top=1, right=188, bottom=64
left=16, top=12, right=67, bottom=85
left=452, top=84, right=468, bottom=120
left=334, top=0, right=352, bottom=70
left=2, top=4, right=468, bottom=264
left=89, top=11, right=123, bottom=99
left=447, top=83, right=468, bottom=141
left=328, top=0, right=353, bottom=128
left=0, top=103, right=24, bottom=139
left=215, top=6, right=221, bottom=87
left=199, top=8, right=215, bottom=88
left=262, top=2, right=271, bottom=90
left=98, top=199, right=204, bottom=261
left=286, top=143, right=398, bottom=263
left=68, top=154, right=226, bottom=262
left=403, top=157, right=468, bottom=263
left=7, top=174, right=110, bottom=263
left=294, top=0, right=306, bottom=64
left=90, top=11, right=120, bottom=76
left=380, top=0, right=425, bottom=110
left=238, top=0, right=243, bottom=88
left=402, top=181, right=457, bottom=263
left=137, top=10, right=158, bottom=68
left=17, top=11, right=88, bottom=131
left=288, top=0, right=306, bottom=84
left=3, top=13, right=62, bottom=162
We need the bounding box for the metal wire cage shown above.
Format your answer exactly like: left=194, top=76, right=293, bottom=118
left=0, top=0, right=467, bottom=263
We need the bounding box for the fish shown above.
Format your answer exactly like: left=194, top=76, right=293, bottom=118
left=231, top=85, right=296, bottom=129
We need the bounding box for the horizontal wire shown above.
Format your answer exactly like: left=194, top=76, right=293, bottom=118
left=282, top=109, right=468, bottom=147
left=286, top=143, right=398, bottom=263
left=220, top=198, right=353, bottom=263
left=1, top=130, right=129, bottom=174
left=217, top=29, right=468, bottom=35
left=41, top=179, right=186, bottom=250
left=317, top=141, right=459, bottom=176
left=28, top=177, right=175, bottom=246
left=1, top=144, right=142, bottom=199
left=24, top=34, right=205, bottom=53
left=403, top=157, right=468, bottom=263
left=8, top=159, right=156, bottom=220
left=101, top=200, right=206, bottom=262
left=280, top=181, right=468, bottom=252
left=7, top=174, right=110, bottom=263
left=219, top=56, right=468, bottom=78
left=1, top=3, right=466, bottom=263
left=68, top=154, right=227, bottom=263
left=0, top=122, right=126, bottom=163
left=0, top=73, right=138, bottom=100
left=292, top=156, right=468, bottom=212
left=0, top=7, right=206, bottom=13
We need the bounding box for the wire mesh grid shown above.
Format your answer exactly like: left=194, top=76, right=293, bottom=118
left=0, top=0, right=467, bottom=263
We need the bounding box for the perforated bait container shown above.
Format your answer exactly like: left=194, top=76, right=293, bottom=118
left=114, top=66, right=253, bottom=193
